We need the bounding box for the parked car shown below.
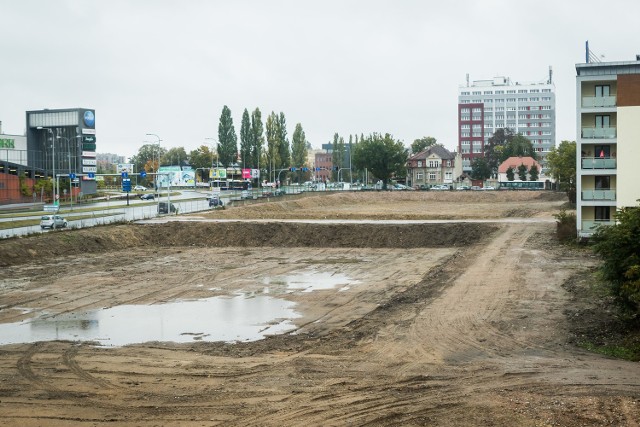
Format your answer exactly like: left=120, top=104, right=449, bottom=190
left=158, top=202, right=177, bottom=214
left=431, top=184, right=449, bottom=191
left=482, top=186, right=496, bottom=191
left=456, top=185, right=470, bottom=191
left=133, top=185, right=147, bottom=191
left=470, top=186, right=483, bottom=191
left=140, top=193, right=155, bottom=200
left=240, top=190, right=252, bottom=199
left=40, top=215, right=68, bottom=229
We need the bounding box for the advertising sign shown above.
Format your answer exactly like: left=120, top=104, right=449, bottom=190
left=157, top=166, right=195, bottom=188
left=82, top=166, right=97, bottom=173
left=82, top=158, right=97, bottom=166
left=82, top=151, right=96, bottom=157
left=210, top=168, right=227, bottom=179
left=251, top=169, right=260, bottom=179
left=82, top=128, right=96, bottom=135
left=117, top=163, right=134, bottom=173
left=242, top=168, right=252, bottom=179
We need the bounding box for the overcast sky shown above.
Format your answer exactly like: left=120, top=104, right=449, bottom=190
left=1, top=0, right=640, bottom=160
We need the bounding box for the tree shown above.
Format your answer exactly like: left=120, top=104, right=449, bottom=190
left=506, top=166, right=515, bottom=181
left=485, top=128, right=536, bottom=176
left=250, top=108, right=264, bottom=171
left=162, top=147, right=187, bottom=167
left=217, top=105, right=238, bottom=167
left=592, top=203, right=640, bottom=313
left=352, top=133, right=407, bottom=190
left=331, top=133, right=346, bottom=181
left=291, top=123, right=308, bottom=170
left=130, top=143, right=166, bottom=186
left=265, top=112, right=279, bottom=182
left=529, top=164, right=539, bottom=181
left=189, top=145, right=215, bottom=183
left=517, top=164, right=528, bottom=181
left=470, top=157, right=491, bottom=181
left=277, top=112, right=290, bottom=171
left=239, top=108, right=252, bottom=169
left=411, top=136, right=437, bottom=154
left=546, top=140, right=576, bottom=203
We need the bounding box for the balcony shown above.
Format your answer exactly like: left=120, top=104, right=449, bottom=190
left=582, top=220, right=615, bottom=232
left=581, top=127, right=616, bottom=139
left=581, top=189, right=616, bottom=201
left=581, top=157, right=617, bottom=170
left=582, top=96, right=616, bottom=108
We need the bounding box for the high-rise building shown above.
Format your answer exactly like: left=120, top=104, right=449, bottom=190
left=457, top=71, right=556, bottom=173
left=575, top=49, right=640, bottom=238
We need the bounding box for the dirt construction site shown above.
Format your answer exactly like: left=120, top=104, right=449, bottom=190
left=0, top=190, right=639, bottom=426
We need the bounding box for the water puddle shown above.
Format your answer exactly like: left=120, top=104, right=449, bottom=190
left=264, top=271, right=358, bottom=293
left=0, top=295, right=301, bottom=347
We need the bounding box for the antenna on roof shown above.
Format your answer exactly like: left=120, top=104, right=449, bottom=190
left=585, top=40, right=601, bottom=63
left=466, top=73, right=469, bottom=87
left=548, top=66, right=553, bottom=84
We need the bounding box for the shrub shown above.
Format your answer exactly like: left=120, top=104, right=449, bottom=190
left=554, top=209, right=576, bottom=243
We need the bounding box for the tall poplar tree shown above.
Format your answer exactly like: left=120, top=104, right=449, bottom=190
left=291, top=123, right=308, bottom=169
left=250, top=108, right=264, bottom=172
left=217, top=105, right=238, bottom=167
left=277, top=112, right=290, bottom=170
left=265, top=112, right=279, bottom=182
left=239, top=108, right=252, bottom=169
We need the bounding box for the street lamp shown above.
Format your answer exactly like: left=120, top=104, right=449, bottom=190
left=57, top=135, right=81, bottom=210
left=146, top=133, right=169, bottom=213
left=37, top=126, right=57, bottom=209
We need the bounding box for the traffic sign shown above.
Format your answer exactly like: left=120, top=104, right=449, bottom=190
left=88, top=172, right=95, bottom=178
left=69, top=173, right=76, bottom=179
left=121, top=172, right=129, bottom=178
left=140, top=171, right=147, bottom=178
left=122, top=178, right=131, bottom=192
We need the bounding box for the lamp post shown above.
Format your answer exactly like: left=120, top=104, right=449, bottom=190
left=146, top=133, right=165, bottom=213
left=57, top=135, right=81, bottom=210
left=37, top=126, right=57, bottom=209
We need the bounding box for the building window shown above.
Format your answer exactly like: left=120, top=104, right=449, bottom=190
left=416, top=172, right=424, bottom=180
left=429, top=173, right=436, bottom=180
left=417, top=161, right=422, bottom=167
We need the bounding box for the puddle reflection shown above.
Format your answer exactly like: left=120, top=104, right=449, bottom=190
left=0, top=295, right=301, bottom=347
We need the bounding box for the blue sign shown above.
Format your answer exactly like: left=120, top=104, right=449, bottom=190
left=88, top=172, right=95, bottom=178
left=315, top=168, right=321, bottom=171
left=122, top=178, right=131, bottom=192
left=69, top=173, right=76, bottom=179
left=83, top=110, right=95, bottom=127
left=290, top=167, right=297, bottom=172
left=302, top=167, right=309, bottom=172
left=140, top=171, right=147, bottom=178
left=121, top=172, right=128, bottom=178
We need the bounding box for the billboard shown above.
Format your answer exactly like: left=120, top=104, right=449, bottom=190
left=157, top=166, right=195, bottom=188
left=117, top=163, right=134, bottom=174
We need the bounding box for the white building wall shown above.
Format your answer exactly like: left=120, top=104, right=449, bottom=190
left=616, top=106, right=640, bottom=208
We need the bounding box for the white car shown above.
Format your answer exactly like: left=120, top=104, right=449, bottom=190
left=431, top=185, right=449, bottom=191
left=133, top=185, right=147, bottom=191
left=40, top=215, right=68, bottom=229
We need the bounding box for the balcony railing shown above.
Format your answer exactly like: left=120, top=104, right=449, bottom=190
left=582, top=220, right=615, bottom=231
left=581, top=157, right=617, bottom=169
left=581, top=189, right=616, bottom=201
left=582, top=96, right=617, bottom=108
left=581, top=127, right=616, bottom=139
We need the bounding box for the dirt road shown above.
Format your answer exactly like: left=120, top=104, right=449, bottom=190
left=0, top=191, right=638, bottom=426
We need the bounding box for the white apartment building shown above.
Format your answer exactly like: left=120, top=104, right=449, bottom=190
left=576, top=54, right=640, bottom=238
left=457, top=70, right=556, bottom=173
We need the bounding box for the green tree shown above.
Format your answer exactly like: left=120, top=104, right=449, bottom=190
left=506, top=166, right=515, bottom=181
left=503, top=134, right=537, bottom=160
left=517, top=163, right=528, bottom=181
left=217, top=105, right=238, bottom=167
left=352, top=133, right=407, bottom=190
left=239, top=108, right=252, bottom=169
left=411, top=136, right=437, bottom=154
left=250, top=108, right=264, bottom=171
left=471, top=157, right=492, bottom=181
left=265, top=112, right=279, bottom=182
left=189, top=145, right=215, bottom=183
left=291, top=123, right=308, bottom=170
left=331, top=133, right=346, bottom=181
left=484, top=128, right=514, bottom=174
left=529, top=164, right=539, bottom=181
left=162, top=147, right=187, bottom=167
left=277, top=112, right=290, bottom=171
left=592, top=203, right=640, bottom=313
left=130, top=143, right=166, bottom=186
left=547, top=140, right=577, bottom=204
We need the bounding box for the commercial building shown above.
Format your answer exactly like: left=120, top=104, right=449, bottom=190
left=26, top=108, right=98, bottom=197
left=457, top=71, right=556, bottom=173
left=575, top=51, right=640, bottom=238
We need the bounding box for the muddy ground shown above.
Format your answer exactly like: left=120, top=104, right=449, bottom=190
left=0, top=190, right=639, bottom=426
